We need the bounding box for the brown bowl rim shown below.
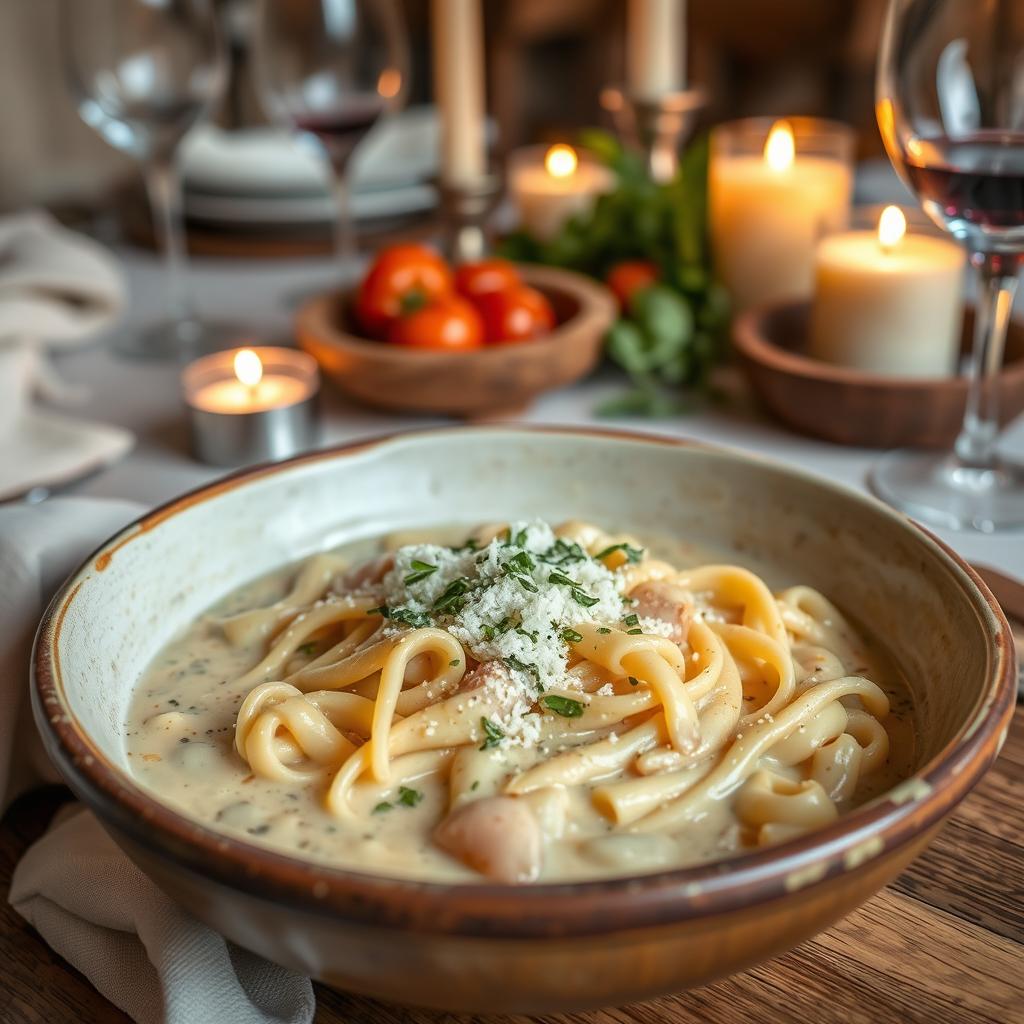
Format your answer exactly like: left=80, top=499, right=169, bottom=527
left=733, top=300, right=1024, bottom=391
left=297, top=263, right=617, bottom=365
left=32, top=426, right=1017, bottom=939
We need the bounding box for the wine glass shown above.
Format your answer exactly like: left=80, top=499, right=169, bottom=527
left=252, top=0, right=410, bottom=265
left=875, top=0, right=1024, bottom=532
left=60, top=0, right=226, bottom=359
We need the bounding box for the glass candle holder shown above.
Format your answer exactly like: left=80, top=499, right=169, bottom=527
left=709, top=117, right=855, bottom=312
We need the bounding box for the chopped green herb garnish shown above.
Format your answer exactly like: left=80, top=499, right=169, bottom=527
left=431, top=577, right=472, bottom=614
left=560, top=627, right=584, bottom=644
left=451, top=537, right=479, bottom=552
left=368, top=605, right=432, bottom=628
left=622, top=613, right=640, bottom=627
left=548, top=570, right=599, bottom=608
left=597, top=626, right=612, bottom=634
left=504, top=550, right=535, bottom=574
left=515, top=626, right=539, bottom=643
left=548, top=569, right=576, bottom=587
left=480, top=717, right=504, bottom=750
left=504, top=654, right=540, bottom=682
left=627, top=628, right=643, bottom=634
left=541, top=695, right=585, bottom=718
left=470, top=780, right=480, bottom=791
left=628, top=676, right=640, bottom=687
left=373, top=801, right=393, bottom=813
left=571, top=589, right=600, bottom=608
left=596, top=542, right=645, bottom=564
left=403, top=559, right=439, bottom=585
left=398, top=786, right=423, bottom=807
left=296, top=642, right=317, bottom=656
left=449, top=658, right=461, bottom=667
left=542, top=538, right=587, bottom=565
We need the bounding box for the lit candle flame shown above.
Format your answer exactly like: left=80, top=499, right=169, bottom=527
left=545, top=144, right=578, bottom=179
left=234, top=348, right=263, bottom=390
left=764, top=120, right=795, bottom=172
left=878, top=205, right=906, bottom=253
left=377, top=67, right=402, bottom=100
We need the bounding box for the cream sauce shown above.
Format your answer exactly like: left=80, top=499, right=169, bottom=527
left=124, top=529, right=915, bottom=883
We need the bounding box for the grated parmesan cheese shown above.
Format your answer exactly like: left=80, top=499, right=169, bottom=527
left=364, top=520, right=677, bottom=747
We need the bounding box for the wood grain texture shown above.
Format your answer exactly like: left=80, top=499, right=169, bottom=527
left=2, top=710, right=1021, bottom=1024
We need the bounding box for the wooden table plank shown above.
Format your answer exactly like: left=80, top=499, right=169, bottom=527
left=2, top=710, right=1021, bottom=1024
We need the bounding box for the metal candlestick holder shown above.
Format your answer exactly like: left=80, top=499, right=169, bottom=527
left=601, top=86, right=708, bottom=184
left=437, top=173, right=503, bottom=263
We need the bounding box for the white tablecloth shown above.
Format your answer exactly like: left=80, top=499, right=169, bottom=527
left=51, top=247, right=1024, bottom=579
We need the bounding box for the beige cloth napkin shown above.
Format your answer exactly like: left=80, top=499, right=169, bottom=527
left=2, top=498, right=315, bottom=1024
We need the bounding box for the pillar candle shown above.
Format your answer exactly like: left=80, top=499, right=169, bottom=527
left=627, top=0, right=686, bottom=98
left=432, top=0, right=486, bottom=184
left=809, top=206, right=965, bottom=377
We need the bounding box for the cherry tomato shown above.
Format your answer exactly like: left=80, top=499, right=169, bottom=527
left=476, top=285, right=556, bottom=344
left=356, top=244, right=453, bottom=338
left=605, top=260, right=659, bottom=311
left=454, top=259, right=522, bottom=301
left=387, top=295, right=485, bottom=351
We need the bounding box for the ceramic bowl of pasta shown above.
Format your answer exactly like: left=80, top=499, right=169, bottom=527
left=33, top=428, right=1015, bottom=1013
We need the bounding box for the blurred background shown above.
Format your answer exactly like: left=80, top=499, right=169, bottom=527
left=0, top=0, right=889, bottom=217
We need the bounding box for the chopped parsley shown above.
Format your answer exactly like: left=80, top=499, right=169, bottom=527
left=470, top=780, right=480, bottom=791
left=504, top=654, right=541, bottom=685
left=479, top=717, right=505, bottom=750
left=397, top=786, right=423, bottom=807
left=628, top=676, right=640, bottom=687
left=403, top=559, right=438, bottom=585
left=597, top=627, right=612, bottom=634
left=541, top=538, right=587, bottom=565
left=560, top=627, right=584, bottom=644
left=627, top=628, right=643, bottom=635
left=296, top=641, right=317, bottom=656
left=541, top=694, right=585, bottom=718
left=449, top=658, right=461, bottom=667
left=515, top=626, right=539, bottom=643
left=368, top=605, right=432, bottom=628
left=431, top=577, right=472, bottom=614
left=622, top=613, right=640, bottom=627
left=596, top=542, right=645, bottom=564
left=373, top=801, right=393, bottom=813
left=548, top=569, right=600, bottom=607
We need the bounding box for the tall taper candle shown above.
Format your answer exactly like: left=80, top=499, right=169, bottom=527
left=432, top=0, right=486, bottom=184
left=627, top=0, right=685, bottom=98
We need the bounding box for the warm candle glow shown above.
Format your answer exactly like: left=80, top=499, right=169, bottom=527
left=877, top=205, right=907, bottom=253
left=234, top=349, right=263, bottom=389
left=764, top=120, right=795, bottom=172
left=377, top=67, right=402, bottom=99
left=545, top=144, right=578, bottom=179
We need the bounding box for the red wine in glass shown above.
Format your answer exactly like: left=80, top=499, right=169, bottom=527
left=294, top=95, right=386, bottom=170
left=903, top=132, right=1024, bottom=234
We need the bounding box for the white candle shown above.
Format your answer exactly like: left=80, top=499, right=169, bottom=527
left=809, top=206, right=965, bottom=378
left=627, top=0, right=686, bottom=97
left=432, top=0, right=486, bottom=185
left=185, top=348, right=316, bottom=414
left=509, top=145, right=615, bottom=242
left=709, top=119, right=854, bottom=311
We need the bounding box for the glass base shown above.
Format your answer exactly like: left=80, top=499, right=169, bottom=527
left=869, top=449, right=1024, bottom=533
left=112, top=319, right=255, bottom=361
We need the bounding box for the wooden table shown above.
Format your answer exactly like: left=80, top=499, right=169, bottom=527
left=2, top=708, right=1021, bottom=1024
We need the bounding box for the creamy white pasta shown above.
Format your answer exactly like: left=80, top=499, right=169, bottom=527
left=125, top=520, right=915, bottom=883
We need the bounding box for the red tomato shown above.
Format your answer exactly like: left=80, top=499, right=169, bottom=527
left=605, top=260, right=659, bottom=310
left=356, top=244, right=453, bottom=338
left=454, top=259, right=522, bottom=300
left=476, top=285, right=556, bottom=344
left=387, top=295, right=485, bottom=351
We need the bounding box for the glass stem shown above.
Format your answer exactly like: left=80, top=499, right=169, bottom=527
left=953, top=251, right=1018, bottom=470
left=331, top=167, right=357, bottom=268
left=144, top=156, right=197, bottom=339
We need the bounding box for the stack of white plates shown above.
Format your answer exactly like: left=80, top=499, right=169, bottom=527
left=180, top=106, right=441, bottom=228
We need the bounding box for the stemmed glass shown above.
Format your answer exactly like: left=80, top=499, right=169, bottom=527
left=253, top=0, right=410, bottom=265
left=60, top=0, right=226, bottom=359
left=875, top=0, right=1024, bottom=531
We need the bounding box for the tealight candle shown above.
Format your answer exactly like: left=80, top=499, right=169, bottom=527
left=508, top=144, right=614, bottom=242
left=182, top=346, right=320, bottom=466
left=709, top=117, right=855, bottom=311
left=809, top=206, right=965, bottom=377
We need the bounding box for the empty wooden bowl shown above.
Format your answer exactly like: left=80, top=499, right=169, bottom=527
left=733, top=301, right=1024, bottom=448
left=295, top=265, right=617, bottom=417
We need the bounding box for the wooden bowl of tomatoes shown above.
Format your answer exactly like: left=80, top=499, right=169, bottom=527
left=295, top=245, right=617, bottom=416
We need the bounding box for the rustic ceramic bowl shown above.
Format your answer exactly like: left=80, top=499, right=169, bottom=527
left=33, top=428, right=1016, bottom=1013
left=295, top=265, right=617, bottom=417
left=733, top=301, right=1024, bottom=448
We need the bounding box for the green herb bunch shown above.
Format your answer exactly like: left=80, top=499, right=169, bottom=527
left=499, top=130, right=730, bottom=416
